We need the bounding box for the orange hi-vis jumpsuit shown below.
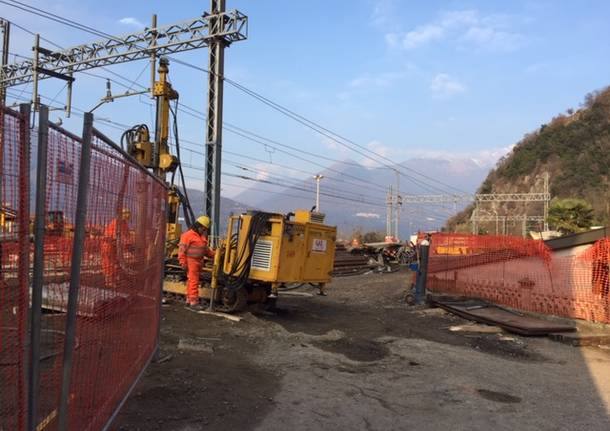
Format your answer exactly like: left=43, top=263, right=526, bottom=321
left=102, top=218, right=130, bottom=286
left=178, top=229, right=214, bottom=305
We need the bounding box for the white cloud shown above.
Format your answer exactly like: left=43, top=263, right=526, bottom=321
left=407, top=145, right=513, bottom=168
left=388, top=9, right=525, bottom=52
left=322, top=136, right=350, bottom=155
left=460, top=26, right=525, bottom=52
left=429, top=73, right=466, bottom=98
left=403, top=25, right=445, bottom=49
left=355, top=212, right=381, bottom=219
left=440, top=10, right=479, bottom=27
left=349, top=71, right=403, bottom=89
left=118, top=17, right=145, bottom=28
left=371, top=0, right=397, bottom=28
left=361, top=140, right=396, bottom=168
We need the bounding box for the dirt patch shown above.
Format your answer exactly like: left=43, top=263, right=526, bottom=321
left=477, top=388, right=522, bottom=404
left=114, top=307, right=280, bottom=431
left=314, top=337, right=389, bottom=362
left=468, top=335, right=547, bottom=362
left=113, top=270, right=610, bottom=431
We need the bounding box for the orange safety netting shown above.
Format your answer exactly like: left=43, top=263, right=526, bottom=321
left=1, top=105, right=167, bottom=430
left=0, top=107, right=30, bottom=431
left=428, top=233, right=610, bottom=324
left=37, top=127, right=167, bottom=430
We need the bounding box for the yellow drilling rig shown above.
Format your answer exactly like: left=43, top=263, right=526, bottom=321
left=125, top=58, right=337, bottom=312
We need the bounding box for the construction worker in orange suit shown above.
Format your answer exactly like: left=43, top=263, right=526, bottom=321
left=102, top=207, right=132, bottom=287
left=178, top=215, right=215, bottom=310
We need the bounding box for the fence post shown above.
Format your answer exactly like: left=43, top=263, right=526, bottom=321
left=27, top=104, right=48, bottom=431
left=18, top=103, right=31, bottom=431
left=415, top=243, right=430, bottom=304
left=57, top=112, right=93, bottom=431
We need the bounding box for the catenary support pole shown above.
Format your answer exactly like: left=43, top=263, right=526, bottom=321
left=0, top=19, right=9, bottom=105
left=58, top=112, right=93, bottom=431
left=415, top=241, right=429, bottom=304
left=18, top=102, right=31, bottom=431
left=27, top=104, right=48, bottom=431
left=204, top=0, right=227, bottom=246
left=31, top=34, right=39, bottom=112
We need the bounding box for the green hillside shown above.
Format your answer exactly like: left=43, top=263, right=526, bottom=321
left=448, top=87, right=610, bottom=232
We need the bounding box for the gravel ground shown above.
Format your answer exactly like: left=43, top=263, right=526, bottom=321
left=114, top=270, right=610, bottom=431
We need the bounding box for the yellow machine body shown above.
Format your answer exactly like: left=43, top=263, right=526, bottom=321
left=165, top=189, right=182, bottom=258
left=223, top=211, right=337, bottom=285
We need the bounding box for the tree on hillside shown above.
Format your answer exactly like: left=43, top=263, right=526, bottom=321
left=363, top=231, right=385, bottom=243
left=547, top=198, right=594, bottom=234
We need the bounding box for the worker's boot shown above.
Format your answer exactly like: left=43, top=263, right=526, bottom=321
left=186, top=302, right=204, bottom=311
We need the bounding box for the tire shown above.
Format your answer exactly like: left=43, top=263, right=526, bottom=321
left=404, top=293, right=416, bottom=306
left=221, top=287, right=248, bottom=312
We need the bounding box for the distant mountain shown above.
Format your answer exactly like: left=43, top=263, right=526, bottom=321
left=447, top=86, right=610, bottom=233
left=182, top=188, right=251, bottom=232
left=233, top=155, right=497, bottom=238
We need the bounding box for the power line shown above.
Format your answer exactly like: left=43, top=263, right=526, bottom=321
left=223, top=159, right=385, bottom=203
left=220, top=180, right=384, bottom=210
left=174, top=59, right=467, bottom=195
left=181, top=162, right=385, bottom=207
left=2, top=0, right=465, bottom=196
left=4, top=15, right=393, bottom=196
left=173, top=138, right=390, bottom=196
left=6, top=88, right=387, bottom=209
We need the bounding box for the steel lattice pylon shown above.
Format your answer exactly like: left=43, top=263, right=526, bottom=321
left=401, top=192, right=550, bottom=204
left=402, top=173, right=551, bottom=235
left=0, top=10, right=247, bottom=87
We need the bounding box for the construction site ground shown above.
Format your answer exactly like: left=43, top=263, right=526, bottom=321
left=114, top=270, right=610, bottom=431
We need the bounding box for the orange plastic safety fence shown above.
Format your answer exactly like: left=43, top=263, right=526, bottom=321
left=427, top=233, right=610, bottom=324
left=0, top=107, right=29, bottom=430
left=1, top=104, right=167, bottom=430
left=34, top=126, right=167, bottom=430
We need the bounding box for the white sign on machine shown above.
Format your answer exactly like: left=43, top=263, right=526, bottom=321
left=312, top=238, right=327, bottom=253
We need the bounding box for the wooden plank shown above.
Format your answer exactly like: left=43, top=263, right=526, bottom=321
left=185, top=308, right=242, bottom=322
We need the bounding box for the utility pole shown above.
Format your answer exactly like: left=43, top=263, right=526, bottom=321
left=394, top=169, right=401, bottom=240
left=386, top=185, right=393, bottom=238
left=205, top=0, right=227, bottom=245
left=313, top=174, right=324, bottom=211
left=0, top=19, right=9, bottom=105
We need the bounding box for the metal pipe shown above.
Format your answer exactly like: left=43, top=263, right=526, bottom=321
left=27, top=104, right=48, bottom=431
left=32, top=34, right=40, bottom=112
left=65, top=67, right=73, bottom=118
left=415, top=242, right=429, bottom=304
left=57, top=112, right=93, bottom=431
left=208, top=241, right=223, bottom=311
left=1, top=19, right=10, bottom=105
left=150, top=14, right=157, bottom=98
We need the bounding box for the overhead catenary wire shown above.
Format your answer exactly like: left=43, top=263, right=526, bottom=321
left=181, top=162, right=385, bottom=207
left=5, top=16, right=396, bottom=198
left=2, top=4, right=462, bottom=232
left=1, top=0, right=466, bottom=196
left=171, top=59, right=468, bottom=195
left=6, top=88, right=390, bottom=213
left=7, top=88, right=449, bottom=225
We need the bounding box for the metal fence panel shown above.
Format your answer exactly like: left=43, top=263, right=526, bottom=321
left=1, top=104, right=167, bottom=430
left=0, top=105, right=30, bottom=430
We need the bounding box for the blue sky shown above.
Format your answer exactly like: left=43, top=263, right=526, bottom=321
left=3, top=0, right=610, bottom=200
